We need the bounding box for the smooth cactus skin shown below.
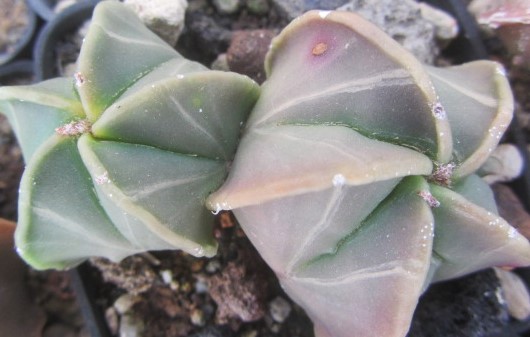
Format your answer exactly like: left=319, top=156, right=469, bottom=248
left=1, top=4, right=529, bottom=336
left=0, top=2, right=260, bottom=270
left=207, top=11, right=530, bottom=337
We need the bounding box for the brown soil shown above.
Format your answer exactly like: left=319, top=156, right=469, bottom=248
left=88, top=212, right=314, bottom=337
left=0, top=113, right=23, bottom=221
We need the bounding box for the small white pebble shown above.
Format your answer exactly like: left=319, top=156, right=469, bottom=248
left=205, top=260, right=221, bottom=273
left=160, top=269, right=173, bottom=284
left=190, top=308, right=206, bottom=326
left=195, top=276, right=209, bottom=294
left=269, top=296, right=292, bottom=323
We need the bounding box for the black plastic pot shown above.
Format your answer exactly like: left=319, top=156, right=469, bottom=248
left=69, top=264, right=112, bottom=337
left=33, top=0, right=100, bottom=81
left=509, top=116, right=530, bottom=337
left=0, top=60, right=35, bottom=85
left=26, top=0, right=56, bottom=21
left=425, top=0, right=488, bottom=62
left=0, top=1, right=38, bottom=66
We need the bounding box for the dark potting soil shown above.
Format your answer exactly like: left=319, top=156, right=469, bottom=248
left=0, top=114, right=23, bottom=221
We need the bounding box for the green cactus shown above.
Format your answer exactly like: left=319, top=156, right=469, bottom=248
left=207, top=10, right=530, bottom=337
left=0, top=1, right=259, bottom=270
left=2, top=3, right=529, bottom=336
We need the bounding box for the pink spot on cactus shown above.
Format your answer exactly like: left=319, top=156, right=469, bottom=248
left=312, top=42, right=328, bottom=56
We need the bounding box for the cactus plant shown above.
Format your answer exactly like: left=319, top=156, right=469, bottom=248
left=207, top=10, right=530, bottom=337
left=2, top=3, right=530, bottom=336
left=0, top=1, right=259, bottom=270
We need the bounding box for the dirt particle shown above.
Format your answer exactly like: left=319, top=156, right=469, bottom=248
left=208, top=262, right=266, bottom=324
left=89, top=256, right=157, bottom=295
left=226, top=29, right=275, bottom=84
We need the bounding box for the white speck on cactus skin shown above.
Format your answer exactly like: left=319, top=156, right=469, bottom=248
left=332, top=174, right=346, bottom=187
left=318, top=10, right=331, bottom=19
left=211, top=202, right=231, bottom=215
left=95, top=171, right=111, bottom=185
left=193, top=246, right=204, bottom=256
left=431, top=102, right=446, bottom=119
left=74, top=72, right=85, bottom=87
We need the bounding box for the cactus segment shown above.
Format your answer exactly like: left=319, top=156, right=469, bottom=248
left=0, top=78, right=83, bottom=161
left=1, top=2, right=260, bottom=269
left=426, top=61, right=514, bottom=177
left=15, top=136, right=137, bottom=270
left=207, top=10, right=530, bottom=337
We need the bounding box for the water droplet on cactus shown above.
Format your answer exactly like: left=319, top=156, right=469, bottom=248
left=488, top=218, right=501, bottom=227
left=495, top=66, right=506, bottom=76
left=193, top=246, right=204, bottom=256
left=488, top=126, right=502, bottom=139
left=332, top=174, right=345, bottom=187
left=211, top=204, right=222, bottom=215
left=318, top=10, right=331, bottom=19
left=16, top=247, right=24, bottom=256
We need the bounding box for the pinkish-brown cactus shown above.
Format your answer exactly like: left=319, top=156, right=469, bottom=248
left=207, top=10, right=530, bottom=337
